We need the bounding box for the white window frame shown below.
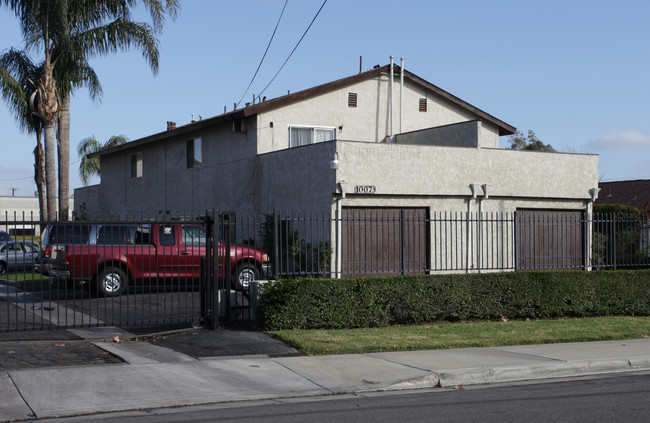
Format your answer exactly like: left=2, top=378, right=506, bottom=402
left=288, top=125, right=336, bottom=148
left=186, top=138, right=202, bottom=168
left=131, top=152, right=143, bottom=178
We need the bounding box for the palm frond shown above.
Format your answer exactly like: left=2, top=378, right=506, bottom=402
left=78, top=18, right=160, bottom=74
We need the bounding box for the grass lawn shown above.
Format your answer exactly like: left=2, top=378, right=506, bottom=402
left=1, top=272, right=51, bottom=285
left=269, top=316, right=650, bottom=355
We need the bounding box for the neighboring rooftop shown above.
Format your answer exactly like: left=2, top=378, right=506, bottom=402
left=597, top=179, right=650, bottom=210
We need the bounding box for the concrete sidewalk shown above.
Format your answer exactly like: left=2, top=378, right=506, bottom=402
left=1, top=330, right=649, bottom=422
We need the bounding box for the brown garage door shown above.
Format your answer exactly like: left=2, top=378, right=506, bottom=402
left=516, top=209, right=585, bottom=270
left=342, top=207, right=429, bottom=277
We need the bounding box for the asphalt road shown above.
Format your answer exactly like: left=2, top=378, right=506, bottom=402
left=39, top=373, right=650, bottom=423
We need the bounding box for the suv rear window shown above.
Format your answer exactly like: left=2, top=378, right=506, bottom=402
left=44, top=224, right=91, bottom=245
left=96, top=225, right=133, bottom=245
left=95, top=224, right=152, bottom=245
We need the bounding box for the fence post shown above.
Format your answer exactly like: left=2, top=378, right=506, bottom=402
left=210, top=209, right=221, bottom=329
left=584, top=208, right=591, bottom=271
left=273, top=208, right=279, bottom=278
left=513, top=210, right=519, bottom=270
left=249, top=281, right=259, bottom=328
left=223, top=213, right=232, bottom=323
left=612, top=213, right=617, bottom=271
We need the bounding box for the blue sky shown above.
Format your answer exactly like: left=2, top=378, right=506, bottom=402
left=1, top=0, right=650, bottom=197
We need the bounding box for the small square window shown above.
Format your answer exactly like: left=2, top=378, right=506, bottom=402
left=131, top=152, right=143, bottom=178
left=187, top=138, right=202, bottom=168
left=419, top=98, right=427, bottom=112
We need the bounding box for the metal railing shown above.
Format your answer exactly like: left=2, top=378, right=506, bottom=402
left=1, top=209, right=648, bottom=332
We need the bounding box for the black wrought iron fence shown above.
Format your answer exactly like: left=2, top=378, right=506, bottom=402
left=0, top=213, right=208, bottom=332
left=1, top=209, right=648, bottom=332
left=592, top=212, right=650, bottom=270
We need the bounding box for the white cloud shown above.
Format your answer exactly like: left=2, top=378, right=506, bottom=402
left=587, top=130, right=650, bottom=151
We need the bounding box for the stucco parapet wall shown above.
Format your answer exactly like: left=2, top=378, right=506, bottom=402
left=335, top=142, right=599, bottom=200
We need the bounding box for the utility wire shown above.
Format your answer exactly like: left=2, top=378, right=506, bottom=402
left=236, top=0, right=289, bottom=108
left=0, top=176, right=33, bottom=181
left=257, top=0, right=328, bottom=100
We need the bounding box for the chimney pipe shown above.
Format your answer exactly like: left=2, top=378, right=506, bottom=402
left=400, top=58, right=404, bottom=134
left=389, top=56, right=394, bottom=142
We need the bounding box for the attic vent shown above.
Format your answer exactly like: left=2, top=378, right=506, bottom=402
left=419, top=98, right=427, bottom=112
left=348, top=92, right=358, bottom=108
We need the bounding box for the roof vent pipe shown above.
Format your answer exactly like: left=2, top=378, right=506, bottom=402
left=389, top=56, right=394, bottom=142
left=400, top=57, right=404, bottom=134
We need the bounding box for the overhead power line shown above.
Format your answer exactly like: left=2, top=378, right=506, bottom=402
left=257, top=0, right=328, bottom=100
left=236, top=0, right=289, bottom=108
left=0, top=176, right=32, bottom=181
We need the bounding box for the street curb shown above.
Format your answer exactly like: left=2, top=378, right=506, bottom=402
left=384, top=357, right=650, bottom=390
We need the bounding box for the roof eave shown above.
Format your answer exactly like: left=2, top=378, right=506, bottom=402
left=90, top=109, right=246, bottom=158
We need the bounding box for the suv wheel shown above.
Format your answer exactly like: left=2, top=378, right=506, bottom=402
left=234, top=263, right=259, bottom=290
left=97, top=266, right=127, bottom=297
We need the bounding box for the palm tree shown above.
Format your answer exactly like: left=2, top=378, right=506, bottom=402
left=0, top=48, right=48, bottom=221
left=77, top=134, right=128, bottom=186
left=51, top=0, right=178, bottom=220
left=2, top=0, right=179, bottom=220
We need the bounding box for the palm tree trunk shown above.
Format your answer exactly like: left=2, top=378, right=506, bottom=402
left=34, top=131, right=46, bottom=222
left=32, top=60, right=59, bottom=222
left=57, top=92, right=70, bottom=221
left=43, top=122, right=57, bottom=221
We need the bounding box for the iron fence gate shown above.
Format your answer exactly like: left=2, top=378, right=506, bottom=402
left=201, top=211, right=263, bottom=329
left=0, top=215, right=209, bottom=332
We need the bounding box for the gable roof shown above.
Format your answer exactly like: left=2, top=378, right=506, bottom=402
left=94, top=64, right=516, bottom=158
left=596, top=179, right=650, bottom=210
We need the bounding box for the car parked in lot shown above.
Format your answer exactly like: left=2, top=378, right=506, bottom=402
left=0, top=241, right=39, bottom=274
left=41, top=222, right=271, bottom=296
left=0, top=231, right=11, bottom=242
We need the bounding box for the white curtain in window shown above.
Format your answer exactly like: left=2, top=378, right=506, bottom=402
left=314, top=128, right=336, bottom=143
left=290, top=127, right=312, bottom=147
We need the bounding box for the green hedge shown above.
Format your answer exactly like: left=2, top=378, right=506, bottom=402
left=258, top=270, right=650, bottom=330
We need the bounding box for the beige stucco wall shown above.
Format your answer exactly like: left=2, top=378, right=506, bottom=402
left=255, top=76, right=500, bottom=154
left=76, top=118, right=260, bottom=217
left=78, top=136, right=598, bottom=217
left=334, top=141, right=598, bottom=203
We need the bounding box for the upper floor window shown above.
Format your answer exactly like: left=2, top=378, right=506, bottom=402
left=233, top=118, right=245, bottom=132
left=131, top=152, right=143, bottom=178
left=288, top=125, right=336, bottom=148
left=186, top=138, right=202, bottom=168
